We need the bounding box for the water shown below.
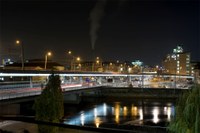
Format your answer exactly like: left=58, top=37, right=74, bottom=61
left=63, top=98, right=175, bottom=129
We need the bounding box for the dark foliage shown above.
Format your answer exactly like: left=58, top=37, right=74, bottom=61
left=33, top=73, right=64, bottom=133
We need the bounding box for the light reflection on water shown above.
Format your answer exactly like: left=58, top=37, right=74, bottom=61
left=64, top=102, right=175, bottom=128
left=152, top=107, right=159, bottom=123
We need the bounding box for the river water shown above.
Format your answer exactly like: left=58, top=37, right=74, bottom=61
left=63, top=98, right=175, bottom=129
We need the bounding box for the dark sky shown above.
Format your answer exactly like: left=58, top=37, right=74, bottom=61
left=0, top=0, right=199, bottom=66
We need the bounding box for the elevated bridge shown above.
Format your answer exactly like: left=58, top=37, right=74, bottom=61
left=0, top=70, right=194, bottom=101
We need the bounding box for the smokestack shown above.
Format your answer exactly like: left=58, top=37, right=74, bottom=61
left=89, top=0, right=107, bottom=51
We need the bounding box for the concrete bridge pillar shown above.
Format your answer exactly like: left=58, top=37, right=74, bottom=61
left=79, top=77, right=83, bottom=84
left=128, top=76, right=132, bottom=82
left=60, top=76, right=65, bottom=84
left=30, top=77, right=33, bottom=88
left=112, top=77, right=114, bottom=83
left=97, top=77, right=102, bottom=84
left=69, top=76, right=72, bottom=83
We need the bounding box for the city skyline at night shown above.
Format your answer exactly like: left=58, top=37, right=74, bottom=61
left=0, top=0, right=199, bottom=66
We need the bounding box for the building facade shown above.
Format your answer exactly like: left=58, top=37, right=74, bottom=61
left=163, top=45, right=191, bottom=75
left=4, top=59, right=65, bottom=71
left=191, top=62, right=200, bottom=84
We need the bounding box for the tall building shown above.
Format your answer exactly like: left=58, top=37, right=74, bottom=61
left=163, top=45, right=191, bottom=75
left=191, top=62, right=200, bottom=83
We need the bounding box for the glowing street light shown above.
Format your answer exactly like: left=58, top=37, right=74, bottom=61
left=96, top=57, right=100, bottom=64
left=94, top=56, right=102, bottom=72
left=16, top=40, right=20, bottom=44
left=78, top=63, right=82, bottom=71
left=76, top=57, right=81, bottom=62
left=75, top=57, right=81, bottom=71
left=68, top=50, right=72, bottom=55
left=67, top=50, right=75, bottom=71
left=67, top=51, right=81, bottom=71
left=44, top=51, right=52, bottom=70
left=16, top=40, right=24, bottom=70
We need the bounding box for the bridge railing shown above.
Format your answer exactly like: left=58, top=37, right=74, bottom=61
left=0, top=80, right=192, bottom=101
left=0, top=90, right=41, bottom=101
left=0, top=81, right=42, bottom=90
left=0, top=83, right=104, bottom=101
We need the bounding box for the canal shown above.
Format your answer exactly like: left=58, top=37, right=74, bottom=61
left=62, top=97, right=175, bottom=130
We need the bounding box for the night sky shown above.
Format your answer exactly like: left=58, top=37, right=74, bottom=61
left=0, top=0, right=199, bottom=66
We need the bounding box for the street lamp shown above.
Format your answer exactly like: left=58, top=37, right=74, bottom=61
left=78, top=63, right=82, bottom=71
left=95, top=57, right=102, bottom=72
left=16, top=40, right=24, bottom=70
left=67, top=50, right=82, bottom=71
left=68, top=51, right=72, bottom=55
left=44, top=52, right=51, bottom=70
left=76, top=57, right=81, bottom=71
left=76, top=57, right=80, bottom=62
left=96, top=57, right=100, bottom=64
left=68, top=50, right=75, bottom=71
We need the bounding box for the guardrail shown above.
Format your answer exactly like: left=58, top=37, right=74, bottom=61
left=0, top=90, right=41, bottom=100
left=0, top=83, right=105, bottom=101
left=0, top=81, right=192, bottom=101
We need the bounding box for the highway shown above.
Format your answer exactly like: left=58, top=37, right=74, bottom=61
left=0, top=70, right=194, bottom=100
left=0, top=82, right=105, bottom=100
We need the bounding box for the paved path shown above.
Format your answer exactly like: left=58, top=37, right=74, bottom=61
left=0, top=120, right=98, bottom=133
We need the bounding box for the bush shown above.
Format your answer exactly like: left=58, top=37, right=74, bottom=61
left=33, top=73, right=64, bottom=133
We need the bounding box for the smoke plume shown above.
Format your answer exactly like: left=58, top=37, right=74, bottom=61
left=89, top=0, right=107, bottom=50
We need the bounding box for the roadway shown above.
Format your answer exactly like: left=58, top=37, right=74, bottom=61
left=0, top=81, right=193, bottom=101
left=0, top=82, right=105, bottom=101
left=0, top=70, right=194, bottom=100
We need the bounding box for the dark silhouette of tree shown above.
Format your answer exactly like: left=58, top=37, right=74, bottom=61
left=168, top=84, right=200, bottom=133
left=33, top=73, right=64, bottom=133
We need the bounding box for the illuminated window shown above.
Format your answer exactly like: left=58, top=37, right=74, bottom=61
left=131, top=60, right=143, bottom=66
left=171, top=54, right=176, bottom=59
left=173, top=46, right=183, bottom=53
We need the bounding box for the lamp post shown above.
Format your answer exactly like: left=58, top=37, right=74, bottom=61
left=76, top=57, right=81, bottom=71
left=44, top=52, right=51, bottom=70
left=68, top=50, right=75, bottom=71
left=95, top=57, right=100, bottom=72
left=76, top=57, right=80, bottom=62
left=16, top=40, right=24, bottom=70
left=67, top=51, right=81, bottom=71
